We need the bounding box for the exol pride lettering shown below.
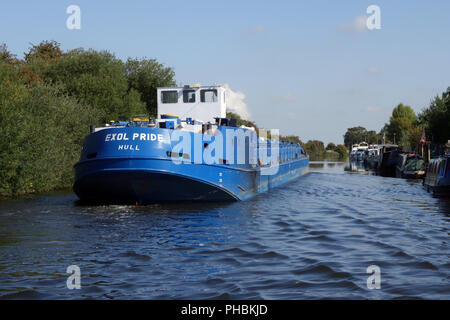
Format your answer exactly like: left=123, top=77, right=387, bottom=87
left=104, top=133, right=164, bottom=142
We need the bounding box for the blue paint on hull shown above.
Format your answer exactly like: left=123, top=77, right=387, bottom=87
left=73, top=127, right=309, bottom=204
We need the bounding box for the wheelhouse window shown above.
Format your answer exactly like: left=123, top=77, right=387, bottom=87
left=200, top=89, right=218, bottom=103
left=161, top=90, right=178, bottom=103
left=183, top=90, right=196, bottom=103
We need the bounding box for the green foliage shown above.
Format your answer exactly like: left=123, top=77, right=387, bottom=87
left=0, top=41, right=175, bottom=197
left=304, top=140, right=325, bottom=160
left=344, top=126, right=369, bottom=148
left=125, top=58, right=176, bottom=116
left=309, top=142, right=348, bottom=160
left=348, top=89, right=448, bottom=152
left=24, top=40, right=64, bottom=62
left=418, top=88, right=450, bottom=144
left=280, top=135, right=303, bottom=145
left=386, top=103, right=417, bottom=146
left=0, top=44, right=18, bottom=64
left=343, top=126, right=381, bottom=148
left=335, top=144, right=349, bottom=159
left=408, top=126, right=423, bottom=152
left=37, top=48, right=146, bottom=123
left=0, top=60, right=97, bottom=197
left=324, top=143, right=348, bottom=160
left=326, top=142, right=336, bottom=151
left=391, top=103, right=417, bottom=123
left=226, top=112, right=259, bottom=131
left=366, top=130, right=378, bottom=144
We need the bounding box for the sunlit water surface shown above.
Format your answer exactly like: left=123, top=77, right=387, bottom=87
left=0, top=161, right=449, bottom=299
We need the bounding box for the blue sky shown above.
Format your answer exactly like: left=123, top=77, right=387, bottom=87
left=1, top=0, right=449, bottom=144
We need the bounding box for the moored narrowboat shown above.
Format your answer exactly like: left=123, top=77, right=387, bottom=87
left=423, top=155, right=450, bottom=197
left=396, top=154, right=426, bottom=179
left=377, top=144, right=401, bottom=177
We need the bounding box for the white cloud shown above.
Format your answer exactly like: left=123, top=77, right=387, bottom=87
left=367, top=66, right=379, bottom=73
left=338, top=15, right=367, bottom=33
left=366, top=106, right=380, bottom=113
left=244, top=25, right=266, bottom=37
left=287, top=112, right=297, bottom=119
left=223, top=84, right=251, bottom=120
left=282, top=92, right=297, bottom=102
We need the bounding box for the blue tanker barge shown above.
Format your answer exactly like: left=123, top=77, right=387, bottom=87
left=73, top=85, right=309, bottom=204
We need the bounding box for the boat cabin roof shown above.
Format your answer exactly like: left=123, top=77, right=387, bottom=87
left=157, top=85, right=227, bottom=123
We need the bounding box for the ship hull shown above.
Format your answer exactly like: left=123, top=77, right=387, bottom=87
left=73, top=168, right=238, bottom=204
left=423, top=184, right=450, bottom=197
left=74, top=158, right=308, bottom=204
left=423, top=155, right=450, bottom=197
left=73, top=127, right=309, bottom=204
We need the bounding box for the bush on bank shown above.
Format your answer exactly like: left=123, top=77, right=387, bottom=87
left=0, top=41, right=175, bottom=197
left=0, top=61, right=97, bottom=196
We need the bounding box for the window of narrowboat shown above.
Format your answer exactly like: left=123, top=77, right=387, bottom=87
left=183, top=90, right=196, bottom=103
left=161, top=90, right=178, bottom=103
left=200, top=89, right=218, bottom=103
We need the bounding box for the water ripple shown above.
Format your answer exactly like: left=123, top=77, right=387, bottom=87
left=0, top=162, right=448, bottom=299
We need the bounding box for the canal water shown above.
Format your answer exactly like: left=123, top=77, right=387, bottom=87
left=0, top=162, right=448, bottom=299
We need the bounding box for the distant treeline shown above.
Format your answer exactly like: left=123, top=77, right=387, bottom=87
left=226, top=112, right=348, bottom=161
left=299, top=140, right=348, bottom=161
left=0, top=41, right=175, bottom=197
left=344, top=88, right=450, bottom=153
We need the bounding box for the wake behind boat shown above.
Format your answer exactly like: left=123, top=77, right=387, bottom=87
left=73, top=85, right=309, bottom=204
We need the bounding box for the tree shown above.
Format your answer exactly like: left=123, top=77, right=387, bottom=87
left=344, top=126, right=367, bottom=148
left=226, top=111, right=259, bottom=132
left=24, top=40, right=64, bottom=62
left=0, top=41, right=178, bottom=197
left=408, top=126, right=423, bottom=153
left=125, top=58, right=176, bottom=116
left=0, top=60, right=98, bottom=196
left=335, top=144, right=349, bottom=159
left=280, top=135, right=304, bottom=145
left=304, top=140, right=325, bottom=160
left=326, top=142, right=336, bottom=151
left=0, top=43, right=18, bottom=64
left=40, top=48, right=146, bottom=122
left=418, top=88, right=450, bottom=144
left=391, top=103, right=417, bottom=123
left=386, top=103, right=417, bottom=147
left=343, top=127, right=381, bottom=147
left=366, top=130, right=379, bottom=144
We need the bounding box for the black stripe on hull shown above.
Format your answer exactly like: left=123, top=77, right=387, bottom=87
left=73, top=170, right=238, bottom=204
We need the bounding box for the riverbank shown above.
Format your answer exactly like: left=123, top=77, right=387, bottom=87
left=309, top=151, right=348, bottom=162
